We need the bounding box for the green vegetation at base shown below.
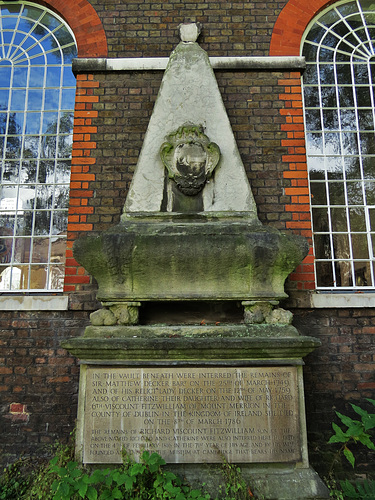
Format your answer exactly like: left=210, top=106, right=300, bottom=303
left=0, top=439, right=255, bottom=500
left=326, top=399, right=375, bottom=499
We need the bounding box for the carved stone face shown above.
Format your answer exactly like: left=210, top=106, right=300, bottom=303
left=174, top=142, right=207, bottom=195
left=160, top=124, right=220, bottom=197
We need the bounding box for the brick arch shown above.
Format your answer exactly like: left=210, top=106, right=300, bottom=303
left=43, top=0, right=107, bottom=57
left=270, top=0, right=334, bottom=56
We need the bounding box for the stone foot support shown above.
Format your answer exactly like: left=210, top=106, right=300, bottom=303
left=242, top=300, right=293, bottom=325
left=90, top=302, right=141, bottom=326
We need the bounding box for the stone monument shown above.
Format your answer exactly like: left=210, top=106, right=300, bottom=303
left=63, top=23, right=329, bottom=499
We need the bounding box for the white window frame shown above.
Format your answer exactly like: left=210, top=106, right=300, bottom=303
left=302, top=0, right=375, bottom=293
left=0, top=1, right=76, bottom=294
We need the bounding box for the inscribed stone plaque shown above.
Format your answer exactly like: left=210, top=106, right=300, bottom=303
left=83, top=367, right=301, bottom=464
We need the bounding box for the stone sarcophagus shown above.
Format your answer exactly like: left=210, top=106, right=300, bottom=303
left=74, top=214, right=308, bottom=305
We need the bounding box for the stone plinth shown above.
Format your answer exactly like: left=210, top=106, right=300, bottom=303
left=62, top=327, right=329, bottom=499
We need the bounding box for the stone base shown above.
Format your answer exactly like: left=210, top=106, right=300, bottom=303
left=62, top=325, right=327, bottom=499
left=168, top=463, right=329, bottom=499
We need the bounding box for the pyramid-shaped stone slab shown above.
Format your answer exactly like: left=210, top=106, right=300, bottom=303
left=124, top=41, right=257, bottom=217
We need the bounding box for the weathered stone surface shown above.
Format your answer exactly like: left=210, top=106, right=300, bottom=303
left=66, top=25, right=328, bottom=499
left=90, top=309, right=117, bottom=326
left=82, top=323, right=302, bottom=339
left=73, top=216, right=308, bottom=303
left=81, top=366, right=302, bottom=464
left=124, top=40, right=257, bottom=214
left=61, top=333, right=320, bottom=361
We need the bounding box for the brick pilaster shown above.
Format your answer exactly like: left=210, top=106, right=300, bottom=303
left=64, top=75, right=99, bottom=293
left=278, top=73, right=315, bottom=291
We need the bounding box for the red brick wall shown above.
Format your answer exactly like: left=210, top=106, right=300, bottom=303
left=277, top=74, right=315, bottom=291
left=43, top=0, right=107, bottom=57
left=294, top=307, right=375, bottom=477
left=270, top=0, right=332, bottom=56
left=0, top=312, right=84, bottom=464
left=65, top=75, right=99, bottom=293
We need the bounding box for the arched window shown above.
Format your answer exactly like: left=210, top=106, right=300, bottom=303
left=0, top=2, right=76, bottom=291
left=302, top=0, right=375, bottom=289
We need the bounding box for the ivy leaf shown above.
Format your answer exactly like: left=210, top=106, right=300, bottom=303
left=356, top=433, right=375, bottom=450
left=328, top=422, right=348, bottom=444
left=78, top=481, right=88, bottom=498
left=124, top=475, right=135, bottom=490
left=86, top=486, right=98, bottom=500
left=111, top=488, right=123, bottom=499
left=343, top=446, right=355, bottom=468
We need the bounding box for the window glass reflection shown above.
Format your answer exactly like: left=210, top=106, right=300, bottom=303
left=319, top=64, right=335, bottom=84
left=42, top=112, right=59, bottom=133
left=323, top=109, right=339, bottom=129
left=329, top=182, right=346, bottom=204
left=25, top=113, right=41, bottom=134
left=344, top=157, right=361, bottom=178
left=314, top=234, right=332, bottom=259
left=338, top=86, right=355, bottom=107
left=312, top=207, right=329, bottom=231
left=62, top=66, right=75, bottom=87
left=321, top=86, right=337, bottom=107
left=61, top=89, right=75, bottom=110
left=324, top=132, right=342, bottom=155
left=10, top=89, right=26, bottom=110
left=303, top=2, right=375, bottom=288
left=315, top=261, right=334, bottom=287
left=6, top=138, right=21, bottom=158
left=46, top=66, right=62, bottom=86
left=336, top=64, right=352, bottom=85
left=331, top=207, right=348, bottom=231
left=354, top=261, right=371, bottom=286
left=21, top=161, right=37, bottom=183
left=358, top=109, right=374, bottom=129
left=27, top=89, right=43, bottom=110
left=304, top=85, right=320, bottom=107
left=346, top=181, right=364, bottom=205
left=0, top=3, right=76, bottom=291
left=362, top=156, right=375, bottom=178
left=364, top=181, right=375, bottom=204
left=342, top=132, right=359, bottom=155
left=29, top=66, right=45, bottom=87
left=356, top=86, right=371, bottom=106
left=310, top=181, right=327, bottom=205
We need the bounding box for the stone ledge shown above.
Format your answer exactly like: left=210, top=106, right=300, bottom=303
left=284, top=291, right=375, bottom=309
left=72, top=56, right=306, bottom=73
left=0, top=295, right=69, bottom=311
left=311, top=292, right=375, bottom=308
left=83, top=324, right=301, bottom=338
left=61, top=335, right=321, bottom=362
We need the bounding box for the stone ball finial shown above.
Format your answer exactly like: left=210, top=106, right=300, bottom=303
left=178, top=22, right=202, bottom=42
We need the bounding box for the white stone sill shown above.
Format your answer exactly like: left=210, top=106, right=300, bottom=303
left=311, top=292, right=375, bottom=308
left=1, top=293, right=374, bottom=310
left=0, top=295, right=68, bottom=311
